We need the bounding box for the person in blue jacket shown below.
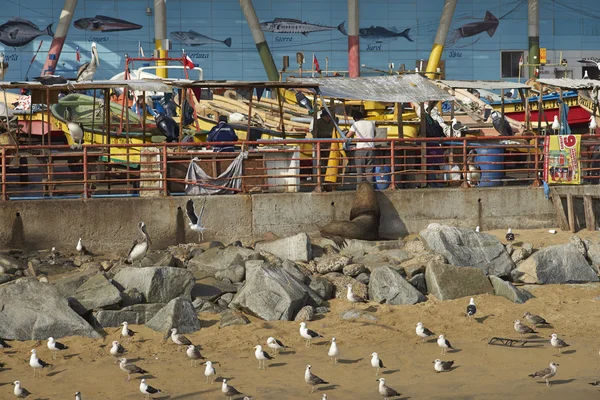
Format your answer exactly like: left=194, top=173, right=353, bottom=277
left=207, top=115, right=239, bottom=152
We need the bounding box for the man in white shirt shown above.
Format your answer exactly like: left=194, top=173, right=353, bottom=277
left=347, top=111, right=375, bottom=183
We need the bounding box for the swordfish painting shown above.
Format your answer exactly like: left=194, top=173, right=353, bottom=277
left=0, top=18, right=54, bottom=48
left=260, top=18, right=347, bottom=36
left=447, top=11, right=500, bottom=47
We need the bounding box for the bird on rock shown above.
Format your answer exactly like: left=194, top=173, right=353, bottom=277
left=505, top=228, right=515, bottom=243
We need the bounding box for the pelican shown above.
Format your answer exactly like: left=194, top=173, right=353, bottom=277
left=127, top=222, right=151, bottom=264
left=65, top=106, right=84, bottom=149
left=0, top=53, right=7, bottom=80
left=76, top=42, right=99, bottom=82
left=590, top=115, right=597, bottom=133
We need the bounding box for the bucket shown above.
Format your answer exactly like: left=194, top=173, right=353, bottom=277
left=474, top=146, right=504, bottom=187
left=374, top=165, right=391, bottom=190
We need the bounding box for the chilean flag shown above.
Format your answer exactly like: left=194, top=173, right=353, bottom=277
left=313, top=53, right=322, bottom=74
left=76, top=46, right=81, bottom=62
left=183, top=54, right=195, bottom=69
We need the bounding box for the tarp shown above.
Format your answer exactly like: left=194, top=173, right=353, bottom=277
left=543, top=134, right=581, bottom=185
left=185, top=152, right=246, bottom=195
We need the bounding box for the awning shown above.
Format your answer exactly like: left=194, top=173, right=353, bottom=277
left=437, top=80, right=531, bottom=90
left=536, top=78, right=600, bottom=89
left=0, top=79, right=172, bottom=92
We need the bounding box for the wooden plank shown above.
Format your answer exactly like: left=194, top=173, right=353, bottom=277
left=550, top=190, right=569, bottom=231
left=567, top=193, right=576, bottom=233
left=584, top=195, right=596, bottom=231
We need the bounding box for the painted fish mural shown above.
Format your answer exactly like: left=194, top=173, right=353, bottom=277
left=170, top=31, right=232, bottom=47
left=260, top=18, right=347, bottom=36
left=359, top=26, right=413, bottom=42
left=447, top=11, right=499, bottom=46
left=73, top=15, right=142, bottom=32
left=0, top=18, right=53, bottom=48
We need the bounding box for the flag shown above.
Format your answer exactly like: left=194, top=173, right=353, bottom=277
left=138, top=41, right=144, bottom=57
left=313, top=54, right=322, bottom=74
left=518, top=54, right=523, bottom=67
left=75, top=46, right=80, bottom=62
left=183, top=53, right=195, bottom=69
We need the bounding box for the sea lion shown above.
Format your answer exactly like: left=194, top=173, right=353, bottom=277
left=320, top=181, right=381, bottom=247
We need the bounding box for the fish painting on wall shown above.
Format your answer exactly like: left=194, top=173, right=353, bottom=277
left=260, top=18, right=347, bottom=36
left=0, top=18, right=54, bottom=48
left=447, top=11, right=499, bottom=47
left=74, top=15, right=142, bottom=32
left=170, top=31, right=232, bottom=47
left=359, top=26, right=413, bottom=43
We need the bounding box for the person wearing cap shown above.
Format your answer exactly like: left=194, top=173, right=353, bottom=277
left=347, top=111, right=375, bottom=183
left=312, top=110, right=335, bottom=179
left=207, top=115, right=238, bottom=152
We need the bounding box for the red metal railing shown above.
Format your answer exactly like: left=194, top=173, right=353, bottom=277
left=1, top=135, right=599, bottom=199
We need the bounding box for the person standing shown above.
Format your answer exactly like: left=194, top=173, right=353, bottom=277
left=312, top=110, right=335, bottom=178
left=347, top=111, right=376, bottom=183
left=207, top=115, right=238, bottom=152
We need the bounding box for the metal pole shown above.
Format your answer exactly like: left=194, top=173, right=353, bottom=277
left=528, top=0, right=540, bottom=79
left=41, top=0, right=78, bottom=75
left=247, top=87, right=254, bottom=139
left=425, top=0, right=457, bottom=79
left=83, top=146, right=88, bottom=198
left=348, top=0, right=360, bottom=77
left=1, top=148, right=6, bottom=200
left=240, top=0, right=280, bottom=81
left=154, top=0, right=168, bottom=78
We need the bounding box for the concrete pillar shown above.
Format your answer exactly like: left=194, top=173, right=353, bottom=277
left=348, top=0, right=360, bottom=77
left=528, top=0, right=539, bottom=79
left=425, top=0, right=457, bottom=79
left=240, top=0, right=280, bottom=81
left=41, top=0, right=78, bottom=76
left=154, top=0, right=168, bottom=78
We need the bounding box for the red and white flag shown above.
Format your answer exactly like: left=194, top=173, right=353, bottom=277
left=518, top=54, right=524, bottom=66
left=75, top=46, right=80, bottom=62
left=183, top=54, right=195, bottom=69
left=313, top=54, right=322, bottom=74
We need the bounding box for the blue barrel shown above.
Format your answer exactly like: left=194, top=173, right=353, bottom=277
left=474, top=146, right=505, bottom=187
left=374, top=165, right=391, bottom=190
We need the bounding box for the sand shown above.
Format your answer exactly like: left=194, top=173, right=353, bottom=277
left=3, top=228, right=600, bottom=399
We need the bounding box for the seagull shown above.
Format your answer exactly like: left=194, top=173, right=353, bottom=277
left=550, top=333, right=570, bottom=354
left=140, top=379, right=161, bottom=400
left=322, top=395, right=328, bottom=400
left=267, top=336, right=288, bottom=356
left=451, top=117, right=467, bottom=137
left=433, top=359, right=454, bottom=372
left=254, top=345, right=273, bottom=370
left=12, top=381, right=31, bottom=398
left=49, top=247, right=58, bottom=265
left=346, top=284, right=367, bottom=308
left=64, top=106, right=84, bottom=150
left=75, top=392, right=82, bottom=400
left=466, top=150, right=481, bottom=186
left=529, top=362, right=558, bottom=387
left=523, top=312, right=550, bottom=326
left=416, top=322, right=435, bottom=344
left=584, top=70, right=590, bottom=79
left=222, top=379, right=242, bottom=400
left=377, top=377, right=401, bottom=399
left=0, top=338, right=12, bottom=349
left=76, top=238, right=89, bottom=255
left=475, top=226, right=480, bottom=232
left=577, top=58, right=600, bottom=70
left=29, top=349, right=52, bottom=378
left=328, top=337, right=340, bottom=365
left=170, top=328, right=192, bottom=350
left=127, top=222, right=151, bottom=264
left=110, top=340, right=126, bottom=362
left=204, top=361, right=216, bottom=384
left=505, top=228, right=514, bottom=243
left=305, top=364, right=328, bottom=393
left=186, top=345, right=204, bottom=367
left=120, top=321, right=136, bottom=343
left=186, top=198, right=208, bottom=241
left=590, top=115, right=597, bottom=133
left=77, top=42, right=99, bottom=82
left=119, top=357, right=148, bottom=382
left=466, top=298, right=477, bottom=321
left=514, top=320, right=538, bottom=338
left=437, top=334, right=454, bottom=355
left=589, top=381, right=600, bottom=386
left=299, top=322, right=323, bottom=347
left=551, top=115, right=561, bottom=134
left=490, top=110, right=514, bottom=136
left=47, top=337, right=68, bottom=360
left=371, top=352, right=386, bottom=376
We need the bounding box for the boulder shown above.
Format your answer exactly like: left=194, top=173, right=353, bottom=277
left=339, top=239, right=403, bottom=258
left=141, top=251, right=179, bottom=268
left=219, top=309, right=250, bottom=328
left=354, top=253, right=398, bottom=271
left=355, top=272, right=370, bottom=285
left=308, top=276, right=335, bottom=300
left=404, top=239, right=427, bottom=254
left=511, top=243, right=533, bottom=264
left=113, top=267, right=195, bottom=303
left=323, top=272, right=368, bottom=299
left=420, top=223, right=515, bottom=277
left=254, top=233, right=312, bottom=262
left=282, top=260, right=311, bottom=284
left=0, top=278, right=100, bottom=340
left=343, top=263, right=368, bottom=277
left=52, top=269, right=99, bottom=297
left=570, top=235, right=587, bottom=258
left=315, top=306, right=330, bottom=314
left=200, top=302, right=225, bottom=314
left=368, top=266, right=426, bottom=305
left=379, top=249, right=413, bottom=264
left=425, top=262, right=494, bottom=301
left=294, top=305, right=315, bottom=322
left=0, top=254, right=25, bottom=273
left=409, top=273, right=427, bottom=295
left=515, top=243, right=598, bottom=284
left=146, top=297, right=201, bottom=334
left=187, top=246, right=256, bottom=278
left=71, top=273, right=122, bottom=313
left=229, top=264, right=317, bottom=321
left=215, top=265, right=245, bottom=283
left=121, top=287, right=144, bottom=307
left=316, top=255, right=351, bottom=274
left=0, top=274, right=15, bottom=284
left=340, top=309, right=377, bottom=321
left=588, top=243, right=600, bottom=271
left=489, top=276, right=533, bottom=304
left=92, top=303, right=165, bottom=327
left=403, top=263, right=425, bottom=279
left=192, top=277, right=239, bottom=302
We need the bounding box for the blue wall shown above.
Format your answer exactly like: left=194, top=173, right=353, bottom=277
left=1, top=0, right=600, bottom=82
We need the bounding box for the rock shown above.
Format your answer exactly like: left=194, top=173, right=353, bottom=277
left=219, top=309, right=250, bottom=328
left=425, top=262, right=494, bottom=301
left=354, top=253, right=397, bottom=271
left=282, top=260, right=311, bottom=284
left=316, top=255, right=351, bottom=274
left=294, top=305, right=315, bottom=322
left=570, top=235, right=588, bottom=258
left=217, top=297, right=230, bottom=309
left=142, top=251, right=179, bottom=268
left=322, top=244, right=339, bottom=256
left=191, top=277, right=239, bottom=302
left=588, top=243, right=600, bottom=270
left=339, top=309, right=377, bottom=321
left=368, top=266, right=426, bottom=305
left=308, top=276, right=335, bottom=300
left=218, top=293, right=233, bottom=305
left=100, top=260, right=113, bottom=271
left=343, top=263, right=368, bottom=277
left=200, top=302, right=225, bottom=314
left=339, top=239, right=402, bottom=258
left=92, top=303, right=165, bottom=327
left=355, top=272, right=370, bottom=285
left=505, top=243, right=514, bottom=256
left=113, top=267, right=195, bottom=303
left=315, top=306, right=330, bottom=314
left=489, top=276, right=533, bottom=304
left=73, top=255, right=93, bottom=267
left=230, top=264, right=318, bottom=321
left=38, top=276, right=49, bottom=283
left=52, top=269, right=99, bottom=298
left=404, top=239, right=427, bottom=254
left=511, top=247, right=531, bottom=264
left=192, top=298, right=206, bottom=310
left=146, top=297, right=201, bottom=334
left=71, top=273, right=122, bottom=313
left=121, top=287, right=144, bottom=307
left=256, top=252, right=282, bottom=266
left=187, top=246, right=257, bottom=278
left=419, top=223, right=515, bottom=277
left=0, top=254, right=25, bottom=273
left=379, top=249, right=412, bottom=264
left=215, top=265, right=245, bottom=283
left=515, top=243, right=598, bottom=284
left=0, top=278, right=100, bottom=340
left=409, top=273, right=427, bottom=295
left=403, top=263, right=425, bottom=279
left=323, top=273, right=368, bottom=299
left=0, top=274, right=15, bottom=284
left=254, top=233, right=312, bottom=262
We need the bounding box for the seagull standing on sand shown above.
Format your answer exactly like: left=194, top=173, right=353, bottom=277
left=514, top=320, right=538, bottom=338
left=505, top=228, right=515, bottom=243
left=110, top=340, right=126, bottom=362
left=254, top=345, right=273, bottom=370
left=127, top=222, right=151, bottom=264
left=186, top=198, right=207, bottom=241
left=328, top=337, right=340, bottom=365
left=29, top=349, right=51, bottom=378
left=433, top=359, right=454, bottom=372
left=170, top=328, right=192, bottom=351
left=466, top=298, right=477, bottom=321
left=551, top=115, right=561, bottom=134
left=524, top=311, right=550, bottom=326
left=371, top=352, right=386, bottom=376
left=550, top=334, right=570, bottom=354
left=47, top=337, right=68, bottom=360
left=305, top=365, right=328, bottom=393
left=267, top=337, right=288, bottom=356
left=12, top=381, right=31, bottom=398
left=204, top=361, right=216, bottom=384
left=222, top=379, right=242, bottom=400
left=119, top=358, right=148, bottom=382
left=377, top=377, right=401, bottom=399
left=300, top=322, right=323, bottom=347
left=140, top=379, right=161, bottom=400
left=346, top=284, right=368, bottom=308
left=120, top=321, right=136, bottom=343
left=75, top=392, right=82, bottom=400
left=529, top=362, right=558, bottom=387
left=186, top=345, right=204, bottom=367
left=590, top=115, right=597, bottom=133
left=416, top=322, right=435, bottom=344
left=437, top=335, right=454, bottom=355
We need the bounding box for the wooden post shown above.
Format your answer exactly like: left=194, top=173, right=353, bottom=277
left=550, top=190, right=569, bottom=231
left=518, top=88, right=530, bottom=132
left=1, top=147, right=6, bottom=200
left=584, top=195, right=596, bottom=231
left=397, top=102, right=404, bottom=138
left=247, top=87, right=254, bottom=140
left=420, top=103, right=427, bottom=187
left=567, top=193, right=576, bottom=232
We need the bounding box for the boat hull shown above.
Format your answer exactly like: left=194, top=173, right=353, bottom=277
left=491, top=93, right=589, bottom=126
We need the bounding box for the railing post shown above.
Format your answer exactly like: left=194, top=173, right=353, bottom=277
left=162, top=144, right=168, bottom=196
left=1, top=148, right=6, bottom=200
left=82, top=146, right=89, bottom=198
left=389, top=140, right=396, bottom=190
left=461, top=137, right=469, bottom=188
left=531, top=136, right=541, bottom=187
left=315, top=141, right=322, bottom=192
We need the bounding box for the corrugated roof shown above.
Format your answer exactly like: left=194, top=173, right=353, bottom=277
left=289, top=75, right=454, bottom=102
left=537, top=78, right=600, bottom=89
left=437, top=80, right=531, bottom=90
left=172, top=80, right=319, bottom=89
left=0, top=79, right=171, bottom=92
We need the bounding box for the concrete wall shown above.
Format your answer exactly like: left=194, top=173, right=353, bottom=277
left=1, top=185, right=597, bottom=253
